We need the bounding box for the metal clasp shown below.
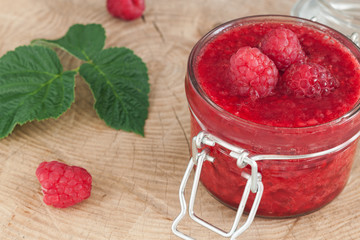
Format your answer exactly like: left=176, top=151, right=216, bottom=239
left=172, top=131, right=264, bottom=240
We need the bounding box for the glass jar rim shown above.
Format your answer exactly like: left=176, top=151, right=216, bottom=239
left=187, top=14, right=360, bottom=132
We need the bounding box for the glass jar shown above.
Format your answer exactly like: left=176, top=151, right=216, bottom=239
left=292, top=0, right=360, bottom=40
left=173, top=15, right=360, bottom=240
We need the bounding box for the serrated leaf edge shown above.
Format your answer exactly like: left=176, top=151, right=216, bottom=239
left=0, top=70, right=77, bottom=139
left=31, top=23, right=106, bottom=62
left=79, top=56, right=149, bottom=136
left=1, top=24, right=150, bottom=138
left=81, top=62, right=146, bottom=136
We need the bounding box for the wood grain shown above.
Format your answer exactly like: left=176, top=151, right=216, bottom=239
left=0, top=0, right=359, bottom=239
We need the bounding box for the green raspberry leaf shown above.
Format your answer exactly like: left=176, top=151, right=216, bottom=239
left=79, top=47, right=149, bottom=136
left=32, top=24, right=105, bottom=61
left=0, top=45, right=76, bottom=138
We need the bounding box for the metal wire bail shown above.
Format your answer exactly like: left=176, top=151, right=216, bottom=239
left=172, top=131, right=264, bottom=240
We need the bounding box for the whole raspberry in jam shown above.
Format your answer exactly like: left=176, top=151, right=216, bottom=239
left=36, top=161, right=92, bottom=208
left=259, top=27, right=306, bottom=71
left=282, top=62, right=339, bottom=98
left=106, top=0, right=145, bottom=21
left=229, top=46, right=279, bottom=99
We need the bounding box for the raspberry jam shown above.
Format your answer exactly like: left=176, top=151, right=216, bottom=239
left=186, top=16, right=360, bottom=217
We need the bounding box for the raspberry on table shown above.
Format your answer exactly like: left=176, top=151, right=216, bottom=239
left=229, top=46, right=279, bottom=99
left=282, top=62, right=339, bottom=98
left=36, top=161, right=92, bottom=208
left=106, top=0, right=145, bottom=21
left=259, top=27, right=306, bottom=71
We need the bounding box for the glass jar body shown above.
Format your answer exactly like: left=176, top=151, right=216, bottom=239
left=190, top=112, right=357, bottom=217
left=186, top=15, right=360, bottom=217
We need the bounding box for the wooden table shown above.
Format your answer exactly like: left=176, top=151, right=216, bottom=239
left=0, top=0, right=359, bottom=239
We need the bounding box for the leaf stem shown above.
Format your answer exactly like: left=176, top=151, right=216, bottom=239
left=71, top=66, right=81, bottom=73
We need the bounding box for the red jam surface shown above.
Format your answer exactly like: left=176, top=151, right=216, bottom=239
left=190, top=21, right=360, bottom=217
left=196, top=22, right=360, bottom=127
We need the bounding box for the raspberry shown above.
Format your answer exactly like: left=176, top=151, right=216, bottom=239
left=282, top=62, right=339, bottom=98
left=36, top=161, right=92, bottom=208
left=229, top=46, right=279, bottom=99
left=259, top=27, right=306, bottom=71
left=106, top=0, right=145, bottom=21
